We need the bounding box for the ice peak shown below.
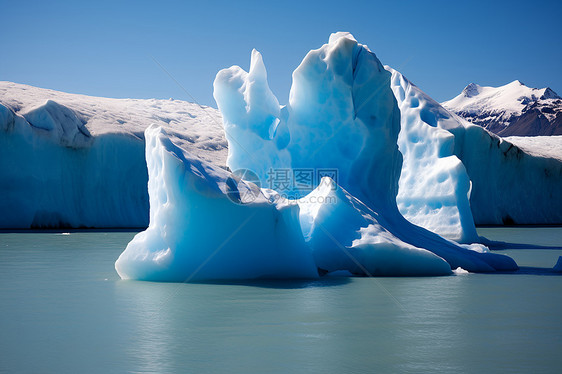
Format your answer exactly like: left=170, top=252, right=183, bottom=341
left=328, top=32, right=357, bottom=45
left=249, top=49, right=267, bottom=78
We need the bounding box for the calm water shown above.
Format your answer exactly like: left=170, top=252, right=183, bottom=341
left=1, top=228, right=561, bottom=374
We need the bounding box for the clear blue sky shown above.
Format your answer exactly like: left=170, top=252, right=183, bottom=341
left=1, top=0, right=561, bottom=107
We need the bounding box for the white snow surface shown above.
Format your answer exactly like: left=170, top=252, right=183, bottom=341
left=504, top=136, right=562, bottom=161
left=442, top=80, right=561, bottom=124
left=0, top=82, right=226, bottom=228
left=0, top=81, right=226, bottom=163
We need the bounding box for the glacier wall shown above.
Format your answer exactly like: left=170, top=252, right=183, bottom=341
left=0, top=82, right=227, bottom=229
left=451, top=125, right=562, bottom=225
left=0, top=102, right=148, bottom=228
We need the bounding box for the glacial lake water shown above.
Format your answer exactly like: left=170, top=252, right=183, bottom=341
left=1, top=228, right=561, bottom=374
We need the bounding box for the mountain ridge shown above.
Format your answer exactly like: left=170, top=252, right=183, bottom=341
left=442, top=80, right=562, bottom=136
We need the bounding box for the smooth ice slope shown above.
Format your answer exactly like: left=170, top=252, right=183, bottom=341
left=298, top=178, right=452, bottom=276
left=0, top=82, right=226, bottom=228
left=386, top=67, right=478, bottom=243
left=213, top=32, right=518, bottom=273
left=115, top=126, right=318, bottom=281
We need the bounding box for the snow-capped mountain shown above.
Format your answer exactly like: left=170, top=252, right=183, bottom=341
left=442, top=80, right=562, bottom=136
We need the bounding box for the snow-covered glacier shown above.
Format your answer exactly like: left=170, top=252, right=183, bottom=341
left=0, top=82, right=226, bottom=228
left=117, top=31, right=517, bottom=281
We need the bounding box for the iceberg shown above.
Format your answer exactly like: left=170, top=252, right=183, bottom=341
left=115, top=121, right=516, bottom=281
left=116, top=32, right=518, bottom=282
left=116, top=126, right=455, bottom=280
left=212, top=32, right=517, bottom=274
left=115, top=125, right=319, bottom=281
left=115, top=126, right=470, bottom=280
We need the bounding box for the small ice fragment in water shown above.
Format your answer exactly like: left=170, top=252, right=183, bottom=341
left=453, top=267, right=469, bottom=275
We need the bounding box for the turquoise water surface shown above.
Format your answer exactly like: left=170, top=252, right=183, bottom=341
left=1, top=228, right=561, bottom=373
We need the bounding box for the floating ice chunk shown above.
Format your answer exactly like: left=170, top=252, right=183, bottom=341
left=116, top=127, right=452, bottom=280
left=116, top=125, right=517, bottom=281
left=299, top=177, right=452, bottom=276
left=213, top=32, right=517, bottom=273
left=453, top=267, right=469, bottom=275
left=115, top=125, right=318, bottom=282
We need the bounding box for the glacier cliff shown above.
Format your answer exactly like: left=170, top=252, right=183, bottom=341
left=0, top=82, right=227, bottom=228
